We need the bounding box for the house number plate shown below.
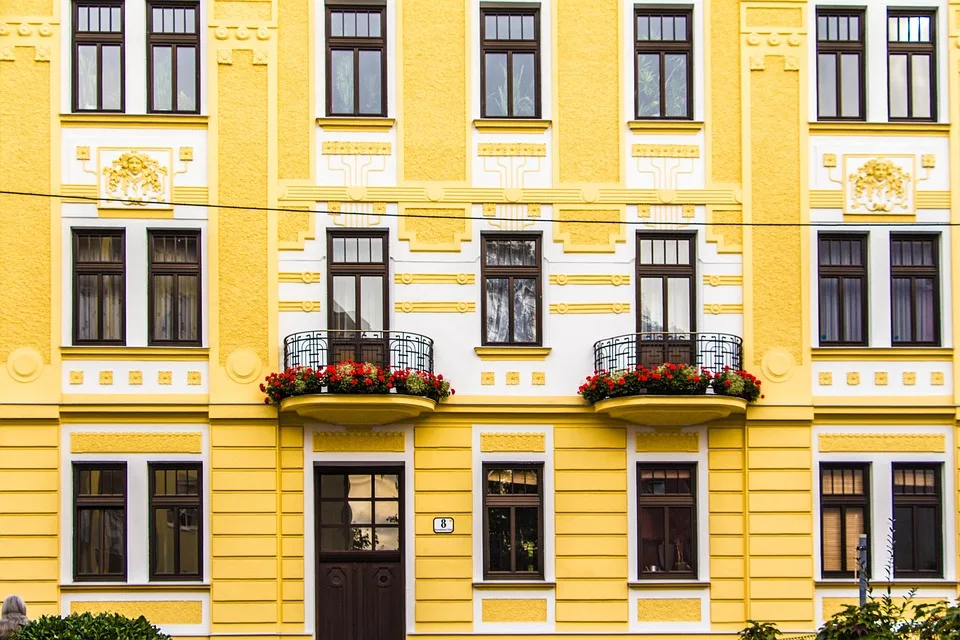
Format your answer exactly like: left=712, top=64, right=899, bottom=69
left=433, top=517, right=454, bottom=533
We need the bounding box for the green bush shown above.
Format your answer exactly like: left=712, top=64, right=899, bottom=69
left=738, top=620, right=782, bottom=640
left=13, top=612, right=170, bottom=640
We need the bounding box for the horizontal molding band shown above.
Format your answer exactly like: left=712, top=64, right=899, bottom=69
left=474, top=347, right=552, bottom=361
left=278, top=300, right=321, bottom=313
left=628, top=120, right=703, bottom=134
left=550, top=303, right=630, bottom=314
left=278, top=271, right=321, bottom=284
left=394, top=273, right=475, bottom=285
left=704, top=303, right=743, bottom=315
left=808, top=122, right=951, bottom=137
left=473, top=118, right=551, bottom=133
left=60, top=114, right=209, bottom=128
left=395, top=301, right=475, bottom=313
left=316, top=117, right=395, bottom=132
left=811, top=347, right=953, bottom=362
left=549, top=274, right=630, bottom=286
left=59, top=184, right=209, bottom=205
left=809, top=190, right=950, bottom=209
left=61, top=347, right=209, bottom=361
left=703, top=274, right=743, bottom=287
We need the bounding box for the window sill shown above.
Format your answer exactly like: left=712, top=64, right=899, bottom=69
left=61, top=583, right=211, bottom=592
left=808, top=121, right=950, bottom=137
left=61, top=346, right=210, bottom=361
left=473, top=118, right=551, bottom=133
left=473, top=581, right=556, bottom=590
left=474, top=346, right=552, bottom=361
left=316, top=117, right=395, bottom=132
left=811, top=347, right=952, bottom=362
left=816, top=579, right=957, bottom=588
left=60, top=113, right=209, bottom=128
left=629, top=580, right=709, bottom=589
left=628, top=120, right=703, bottom=134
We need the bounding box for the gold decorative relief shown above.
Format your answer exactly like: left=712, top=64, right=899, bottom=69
left=69, top=371, right=83, bottom=385
left=632, top=144, right=700, bottom=158
left=703, top=275, right=743, bottom=287
left=313, top=431, right=405, bottom=452
left=187, top=371, right=202, bottom=385
left=550, top=303, right=630, bottom=314
left=76, top=146, right=91, bottom=161
left=638, top=598, right=701, bottom=623
left=321, top=142, right=392, bottom=156
left=398, top=204, right=471, bottom=252
left=394, top=273, right=475, bottom=285
left=0, top=20, right=56, bottom=62
left=279, top=272, right=321, bottom=284
left=532, top=372, right=545, bottom=385
left=225, top=348, right=263, bottom=384
left=550, top=274, right=630, bottom=286
left=481, top=372, right=495, bottom=386
left=825, top=154, right=924, bottom=217
left=478, top=143, right=547, bottom=157
left=931, top=371, right=944, bottom=386
left=99, top=371, right=113, bottom=385
left=875, top=372, right=888, bottom=386
left=71, top=601, right=202, bottom=624
left=704, top=303, right=743, bottom=315
left=506, top=372, right=520, bottom=386
left=819, top=372, right=833, bottom=386
left=480, top=433, right=546, bottom=452
left=636, top=431, right=699, bottom=453
left=554, top=206, right=626, bottom=253
left=846, top=372, right=859, bottom=386
left=742, top=8, right=805, bottom=73
left=395, top=302, right=475, bottom=313
left=71, top=432, right=203, bottom=454
left=819, top=434, right=945, bottom=453
left=98, top=148, right=172, bottom=209
left=158, top=371, right=172, bottom=385
left=481, top=599, right=548, bottom=623
left=279, top=301, right=322, bottom=313
left=129, top=371, right=143, bottom=385
left=903, top=371, right=916, bottom=385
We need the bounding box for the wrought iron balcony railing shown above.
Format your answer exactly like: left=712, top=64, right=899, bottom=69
left=593, top=332, right=743, bottom=373
left=283, top=330, right=435, bottom=373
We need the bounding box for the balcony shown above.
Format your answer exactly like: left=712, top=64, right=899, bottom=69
left=274, top=330, right=443, bottom=426
left=587, top=332, right=751, bottom=426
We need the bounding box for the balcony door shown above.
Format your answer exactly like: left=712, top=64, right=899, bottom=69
left=637, top=233, right=696, bottom=367
left=328, top=230, right=389, bottom=367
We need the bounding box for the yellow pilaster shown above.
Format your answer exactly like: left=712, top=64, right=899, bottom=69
left=278, top=0, right=311, bottom=180
left=708, top=426, right=746, bottom=630
left=279, top=424, right=305, bottom=628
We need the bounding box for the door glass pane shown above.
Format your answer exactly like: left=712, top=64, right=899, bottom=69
left=320, top=474, right=344, bottom=498
left=822, top=507, right=842, bottom=571
left=485, top=278, right=510, bottom=343
left=637, top=53, right=661, bottom=117
left=911, top=55, right=932, bottom=119
left=818, top=54, right=838, bottom=118
left=152, top=46, right=173, bottom=111
left=640, top=506, right=665, bottom=571
left=667, top=278, right=691, bottom=333
left=888, top=54, right=908, bottom=118
left=917, top=506, right=938, bottom=571
left=332, top=276, right=357, bottom=331
left=515, top=507, right=539, bottom=573
left=179, top=508, right=200, bottom=574
left=331, top=50, right=355, bottom=114
left=891, top=277, right=912, bottom=342
left=375, top=527, right=399, bottom=551
left=512, top=53, right=536, bottom=117
left=668, top=507, right=693, bottom=571
left=347, top=500, right=372, bottom=524
left=347, top=475, right=371, bottom=498
left=512, top=278, right=537, bottom=343
left=487, top=507, right=511, bottom=571
left=359, top=276, right=383, bottom=331
left=351, top=527, right=372, bottom=550
left=320, top=501, right=344, bottom=525
left=640, top=278, right=664, bottom=333
left=840, top=53, right=860, bottom=117
left=484, top=52, right=508, bottom=117
left=375, top=501, right=399, bottom=525
left=102, top=45, right=122, bottom=110
left=358, top=50, right=382, bottom=114
left=77, top=45, right=99, bottom=110
left=375, top=474, right=399, bottom=498
left=894, top=506, right=914, bottom=571
left=177, top=47, right=197, bottom=111
left=154, top=508, right=176, bottom=573
left=320, top=527, right=347, bottom=551
left=664, top=53, right=688, bottom=117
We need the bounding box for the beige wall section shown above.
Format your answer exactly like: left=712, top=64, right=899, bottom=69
left=709, top=0, right=741, bottom=185
left=215, top=51, right=270, bottom=370
left=210, top=422, right=280, bottom=632
left=554, top=424, right=628, bottom=631
left=401, top=0, right=466, bottom=182
left=556, top=0, right=620, bottom=184
left=708, top=427, right=746, bottom=631
left=278, top=0, right=311, bottom=180
left=0, top=423, right=60, bottom=617
left=279, top=425, right=305, bottom=628
left=413, top=423, right=472, bottom=632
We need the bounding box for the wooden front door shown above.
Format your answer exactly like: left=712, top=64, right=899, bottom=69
left=316, top=467, right=404, bottom=640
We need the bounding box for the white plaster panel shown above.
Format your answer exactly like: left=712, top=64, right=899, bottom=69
left=62, top=361, right=209, bottom=394
left=812, top=361, right=952, bottom=396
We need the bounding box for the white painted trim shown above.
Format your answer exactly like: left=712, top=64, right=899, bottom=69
left=59, top=590, right=210, bottom=637
left=59, top=424, right=211, bottom=587
left=302, top=423, right=415, bottom=636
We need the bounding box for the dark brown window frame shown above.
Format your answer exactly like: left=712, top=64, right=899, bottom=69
left=819, top=463, right=871, bottom=579
left=480, top=231, right=543, bottom=347
left=73, top=462, right=127, bottom=582
left=325, top=2, right=388, bottom=118
left=887, top=9, right=938, bottom=122
left=72, top=0, right=125, bottom=113
left=634, top=5, right=694, bottom=120
left=637, top=462, right=697, bottom=579
left=892, top=462, right=943, bottom=578
left=817, top=233, right=869, bottom=346
left=815, top=7, right=866, bottom=121
left=890, top=233, right=940, bottom=347
left=480, top=3, right=542, bottom=119
left=146, top=0, right=201, bottom=115
left=482, top=462, right=544, bottom=580
left=327, top=229, right=390, bottom=334
left=636, top=232, right=697, bottom=334
left=148, top=462, right=203, bottom=581
left=147, top=229, right=202, bottom=347
left=72, top=228, right=126, bottom=346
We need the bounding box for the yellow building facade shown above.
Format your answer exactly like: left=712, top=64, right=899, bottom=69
left=1, top=0, right=959, bottom=638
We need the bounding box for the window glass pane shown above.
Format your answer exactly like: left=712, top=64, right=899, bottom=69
left=675, top=15, right=686, bottom=40
left=153, top=46, right=173, bottom=111
left=375, top=501, right=398, bottom=525
left=891, top=277, right=912, bottom=342
left=332, top=276, right=357, bottom=331
left=320, top=501, right=344, bottom=525
left=919, top=16, right=930, bottom=42
left=840, top=277, right=862, bottom=342
left=320, top=474, right=344, bottom=498
left=369, top=12, right=381, bottom=37
left=894, top=505, right=914, bottom=571
left=375, top=527, right=399, bottom=551
left=484, top=53, right=508, bottom=117
left=512, top=53, right=536, bottom=117
left=343, top=11, right=356, bottom=37
left=348, top=500, right=372, bottom=524
left=668, top=507, right=693, bottom=571
left=844, top=507, right=865, bottom=572
left=77, top=274, right=100, bottom=341
left=512, top=278, right=537, bottom=343
left=174, top=8, right=185, bottom=32
left=637, top=16, right=649, bottom=40
left=77, top=45, right=99, bottom=110
left=911, top=55, right=932, bottom=119
left=850, top=16, right=859, bottom=40
left=818, top=54, right=838, bottom=118
left=822, top=507, right=842, bottom=572
left=640, top=277, right=663, bottom=333
left=375, top=474, right=399, bottom=498
left=650, top=16, right=662, bottom=39
left=77, top=509, right=101, bottom=574
left=485, top=277, right=510, bottom=343
left=510, top=15, right=522, bottom=39
left=331, top=12, right=343, bottom=37
left=356, top=12, right=368, bottom=37
left=915, top=277, right=936, bottom=342
left=840, top=54, right=860, bottom=117
left=637, top=54, right=661, bottom=117
left=828, top=15, right=838, bottom=40
left=888, top=54, right=908, bottom=118
left=177, top=274, right=198, bottom=341
left=331, top=50, right=355, bottom=114
left=347, top=474, right=371, bottom=498
left=497, top=15, right=509, bottom=39
left=179, top=507, right=200, bottom=574
left=662, top=16, right=674, bottom=40
left=640, top=238, right=652, bottom=264
left=351, top=527, right=372, bottom=550
left=667, top=278, right=690, bottom=333
left=522, top=15, right=534, bottom=40
left=152, top=274, right=175, bottom=341
left=177, top=47, right=197, bottom=112
left=515, top=507, right=539, bottom=573
left=154, top=508, right=176, bottom=573
left=819, top=276, right=839, bottom=342
left=917, top=506, right=938, bottom=571
left=487, top=507, right=511, bottom=571
left=103, top=274, right=123, bottom=341
left=359, top=276, right=383, bottom=331
left=640, top=506, right=665, bottom=571
left=358, top=50, right=382, bottom=114
left=105, top=508, right=124, bottom=573
left=664, top=54, right=688, bottom=117
left=320, top=527, right=347, bottom=551
left=184, top=8, right=196, bottom=33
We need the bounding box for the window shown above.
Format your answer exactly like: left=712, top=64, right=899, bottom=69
left=148, top=230, right=201, bottom=346
left=483, top=464, right=543, bottom=578
left=149, top=464, right=202, bottom=580
left=73, top=229, right=125, bottom=345
left=634, top=7, right=693, bottom=119
left=820, top=464, right=870, bottom=578
left=481, top=233, right=541, bottom=346
left=326, top=4, right=387, bottom=117
left=818, top=234, right=867, bottom=346
left=73, top=1, right=124, bottom=112
left=893, top=464, right=942, bottom=577
left=327, top=230, right=389, bottom=364
left=147, top=1, right=200, bottom=114
left=638, top=464, right=696, bottom=577
left=317, top=470, right=402, bottom=552
left=891, top=234, right=939, bottom=345
left=74, top=463, right=126, bottom=580
left=480, top=5, right=540, bottom=118
left=637, top=233, right=696, bottom=366
left=816, top=9, right=865, bottom=120
left=888, top=10, right=937, bottom=121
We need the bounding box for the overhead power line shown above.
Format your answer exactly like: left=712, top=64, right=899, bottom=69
left=0, top=189, right=954, bottom=228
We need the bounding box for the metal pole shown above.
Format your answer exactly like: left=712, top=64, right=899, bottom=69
left=857, top=534, right=868, bottom=606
